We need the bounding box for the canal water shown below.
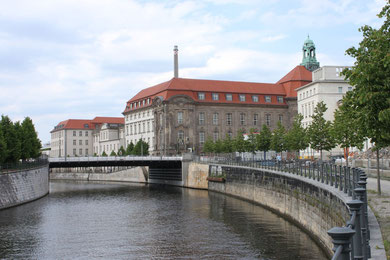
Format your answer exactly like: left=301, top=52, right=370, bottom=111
left=0, top=181, right=328, bottom=259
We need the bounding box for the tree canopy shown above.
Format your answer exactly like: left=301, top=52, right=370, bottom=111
left=307, top=102, right=336, bottom=161
left=285, top=114, right=308, bottom=158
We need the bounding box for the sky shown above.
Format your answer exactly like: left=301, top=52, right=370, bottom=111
left=0, top=0, right=386, bottom=144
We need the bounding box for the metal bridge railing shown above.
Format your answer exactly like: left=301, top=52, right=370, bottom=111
left=195, top=156, right=370, bottom=260
left=0, top=158, right=49, bottom=174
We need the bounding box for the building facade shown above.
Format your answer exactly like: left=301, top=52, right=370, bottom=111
left=297, top=66, right=353, bottom=158
left=50, top=117, right=124, bottom=157
left=123, top=40, right=317, bottom=155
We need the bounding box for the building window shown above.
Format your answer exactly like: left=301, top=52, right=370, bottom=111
left=338, top=87, right=343, bottom=93
left=240, top=113, right=245, bottom=125
left=142, top=100, right=145, bottom=106
left=239, top=94, right=246, bottom=102
left=252, top=95, right=259, bottom=102
left=277, top=96, right=283, bottom=103
left=199, top=132, right=205, bottom=145
left=139, top=123, right=141, bottom=133
left=212, top=93, right=219, bottom=101
left=348, top=86, right=352, bottom=91
left=198, top=92, right=205, bottom=100
left=299, top=94, right=302, bottom=100
left=86, top=140, right=88, bottom=145
left=178, top=130, right=184, bottom=142
left=199, top=112, right=205, bottom=125
left=73, top=148, right=76, bottom=155
left=279, top=114, right=283, bottom=123
left=73, top=140, right=76, bottom=145
left=177, top=112, right=183, bottom=124
left=228, top=131, right=233, bottom=138
left=310, top=89, right=312, bottom=96
left=85, top=149, right=88, bottom=155
left=147, top=122, right=150, bottom=132
left=253, top=114, right=258, bottom=125
left=143, top=122, right=145, bottom=133
left=79, top=131, right=82, bottom=136
left=226, top=113, right=232, bottom=126
left=213, top=113, right=219, bottom=125
left=225, top=93, right=232, bottom=101
left=79, top=149, right=82, bottom=155
left=73, top=131, right=76, bottom=136
left=79, top=140, right=82, bottom=145
left=213, top=131, right=219, bottom=141
left=265, top=96, right=271, bottom=103
left=266, top=114, right=271, bottom=126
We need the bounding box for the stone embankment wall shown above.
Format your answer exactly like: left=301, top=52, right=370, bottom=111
left=199, top=164, right=350, bottom=255
left=50, top=167, right=148, bottom=183
left=0, top=166, right=49, bottom=210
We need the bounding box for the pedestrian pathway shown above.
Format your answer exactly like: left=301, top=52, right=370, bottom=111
left=367, top=177, right=390, bottom=259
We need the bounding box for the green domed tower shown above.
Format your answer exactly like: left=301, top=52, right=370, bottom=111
left=300, top=35, right=320, bottom=72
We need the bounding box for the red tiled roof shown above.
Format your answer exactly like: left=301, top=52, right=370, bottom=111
left=51, top=117, right=124, bottom=132
left=91, top=117, right=124, bottom=124
left=277, top=65, right=312, bottom=84
left=123, top=77, right=288, bottom=113
left=51, top=119, right=94, bottom=132
left=277, top=66, right=312, bottom=98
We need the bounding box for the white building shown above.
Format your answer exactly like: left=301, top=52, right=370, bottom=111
left=50, top=117, right=124, bottom=157
left=297, top=66, right=353, bottom=159
left=123, top=99, right=154, bottom=154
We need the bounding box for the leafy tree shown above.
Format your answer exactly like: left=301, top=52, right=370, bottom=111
left=214, top=139, right=224, bottom=154
left=342, top=2, right=390, bottom=194
left=270, top=121, right=286, bottom=158
left=256, top=124, right=272, bottom=160
left=222, top=134, right=234, bottom=153
left=0, top=128, right=6, bottom=163
left=0, top=115, right=21, bottom=163
left=110, top=150, right=117, bottom=156
left=307, top=102, right=336, bottom=161
left=332, top=92, right=365, bottom=167
left=126, top=142, right=134, bottom=155
left=133, top=139, right=149, bottom=156
left=246, top=128, right=258, bottom=155
left=118, top=146, right=126, bottom=156
left=233, top=130, right=247, bottom=153
left=21, top=117, right=41, bottom=160
left=101, top=151, right=108, bottom=157
left=203, top=137, right=215, bottom=154
left=285, top=114, right=308, bottom=159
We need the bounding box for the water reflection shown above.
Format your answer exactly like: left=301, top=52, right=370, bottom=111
left=0, top=181, right=327, bottom=259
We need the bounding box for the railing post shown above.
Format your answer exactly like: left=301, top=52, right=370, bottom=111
left=347, top=167, right=352, bottom=197
left=335, top=165, right=338, bottom=189
left=343, top=166, right=348, bottom=194
left=347, top=199, right=364, bottom=260
left=327, top=226, right=355, bottom=260
left=339, top=165, right=343, bottom=191
left=321, top=163, right=324, bottom=183
left=355, top=187, right=370, bottom=260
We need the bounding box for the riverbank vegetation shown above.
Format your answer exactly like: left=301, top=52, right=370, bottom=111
left=0, top=115, right=41, bottom=164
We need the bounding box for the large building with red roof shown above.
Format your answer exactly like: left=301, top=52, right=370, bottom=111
left=50, top=117, right=124, bottom=157
left=123, top=39, right=318, bottom=155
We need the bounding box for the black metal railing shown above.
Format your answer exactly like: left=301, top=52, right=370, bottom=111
left=0, top=158, right=49, bottom=173
left=195, top=156, right=370, bottom=260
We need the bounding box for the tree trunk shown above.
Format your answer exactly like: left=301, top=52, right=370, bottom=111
left=320, top=150, right=323, bottom=162
left=377, top=149, right=381, bottom=195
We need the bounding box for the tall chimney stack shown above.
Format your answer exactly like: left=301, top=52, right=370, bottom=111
left=173, top=45, right=178, bottom=78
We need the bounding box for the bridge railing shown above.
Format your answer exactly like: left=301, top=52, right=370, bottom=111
left=195, top=156, right=370, bottom=260
left=0, top=158, right=49, bottom=173
left=49, top=155, right=183, bottom=162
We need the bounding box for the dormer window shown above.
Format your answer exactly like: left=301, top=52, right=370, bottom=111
left=225, top=93, right=232, bottom=101
left=277, top=96, right=283, bottom=103
left=198, top=92, right=205, bottom=100
left=252, top=95, right=259, bottom=102
left=265, top=96, right=271, bottom=103
left=239, top=94, right=246, bottom=102
left=212, top=93, right=219, bottom=101
left=84, top=124, right=89, bottom=128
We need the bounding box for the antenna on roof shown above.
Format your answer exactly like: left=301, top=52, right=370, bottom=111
left=174, top=45, right=179, bottom=78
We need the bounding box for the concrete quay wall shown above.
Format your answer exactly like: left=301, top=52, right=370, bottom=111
left=50, top=167, right=148, bottom=183
left=201, top=164, right=351, bottom=255
left=0, top=165, right=49, bottom=210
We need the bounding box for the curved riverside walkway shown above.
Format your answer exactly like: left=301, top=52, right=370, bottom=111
left=367, top=178, right=390, bottom=259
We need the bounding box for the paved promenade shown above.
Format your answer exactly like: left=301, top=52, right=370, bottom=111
left=367, top=177, right=390, bottom=259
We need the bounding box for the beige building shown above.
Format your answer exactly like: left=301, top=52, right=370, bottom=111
left=50, top=117, right=124, bottom=157
left=297, top=66, right=353, bottom=158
